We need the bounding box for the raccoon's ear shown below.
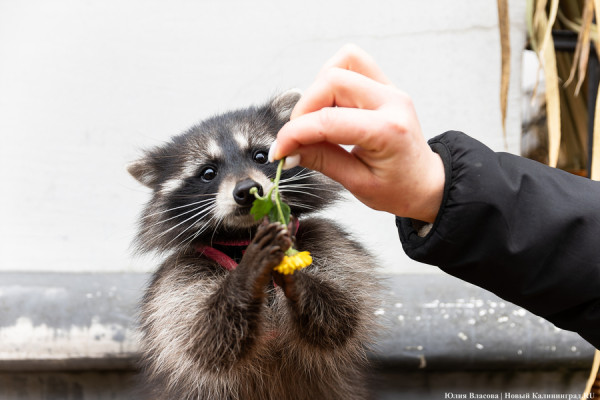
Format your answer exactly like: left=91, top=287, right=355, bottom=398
left=127, top=156, right=159, bottom=188
left=270, top=88, right=302, bottom=122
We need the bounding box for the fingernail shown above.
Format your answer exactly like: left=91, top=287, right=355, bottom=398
left=268, top=140, right=278, bottom=163
left=283, top=153, right=301, bottom=169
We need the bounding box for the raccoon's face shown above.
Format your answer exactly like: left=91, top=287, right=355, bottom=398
left=128, top=91, right=341, bottom=253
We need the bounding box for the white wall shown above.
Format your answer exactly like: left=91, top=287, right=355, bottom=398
left=0, top=0, right=526, bottom=273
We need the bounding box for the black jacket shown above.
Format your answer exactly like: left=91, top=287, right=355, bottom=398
left=397, top=131, right=600, bottom=348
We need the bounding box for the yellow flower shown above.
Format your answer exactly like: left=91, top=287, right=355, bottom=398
left=274, top=250, right=312, bottom=275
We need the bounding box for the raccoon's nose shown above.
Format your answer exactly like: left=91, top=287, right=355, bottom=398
left=233, top=179, right=263, bottom=206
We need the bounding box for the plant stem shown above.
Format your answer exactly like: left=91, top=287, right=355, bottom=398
left=273, top=159, right=286, bottom=225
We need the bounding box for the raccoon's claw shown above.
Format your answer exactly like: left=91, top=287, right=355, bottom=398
left=254, top=219, right=291, bottom=253
left=238, top=221, right=291, bottom=291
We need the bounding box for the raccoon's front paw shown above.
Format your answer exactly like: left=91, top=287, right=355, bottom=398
left=272, top=270, right=300, bottom=303
left=239, top=220, right=291, bottom=290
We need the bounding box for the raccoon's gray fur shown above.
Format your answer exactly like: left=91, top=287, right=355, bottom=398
left=128, top=90, right=379, bottom=400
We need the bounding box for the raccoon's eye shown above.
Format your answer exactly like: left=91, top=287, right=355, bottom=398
left=253, top=150, right=268, bottom=165
left=200, top=166, right=217, bottom=182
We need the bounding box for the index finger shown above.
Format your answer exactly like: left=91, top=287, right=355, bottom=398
left=274, top=107, right=389, bottom=160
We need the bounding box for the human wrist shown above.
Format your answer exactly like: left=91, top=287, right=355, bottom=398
left=412, top=151, right=445, bottom=223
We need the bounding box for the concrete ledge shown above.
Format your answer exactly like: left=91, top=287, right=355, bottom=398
left=0, top=273, right=143, bottom=372
left=0, top=272, right=594, bottom=372
left=374, top=275, right=595, bottom=371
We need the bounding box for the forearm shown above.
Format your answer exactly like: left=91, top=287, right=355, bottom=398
left=398, top=131, right=600, bottom=348
left=141, top=265, right=266, bottom=378
left=281, top=218, right=378, bottom=349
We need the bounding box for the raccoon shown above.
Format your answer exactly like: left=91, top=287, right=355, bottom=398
left=127, top=90, right=379, bottom=400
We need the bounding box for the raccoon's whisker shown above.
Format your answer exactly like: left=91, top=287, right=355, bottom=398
left=192, top=215, right=218, bottom=241
left=144, top=203, right=213, bottom=231
left=279, top=189, right=325, bottom=200
left=272, top=169, right=312, bottom=182
left=280, top=179, right=332, bottom=187
left=208, top=216, right=226, bottom=245
left=164, top=212, right=216, bottom=248
left=285, top=170, right=319, bottom=179
left=279, top=170, right=320, bottom=182
left=287, top=202, right=317, bottom=210
left=142, top=198, right=216, bottom=220
left=153, top=204, right=216, bottom=241
left=163, top=206, right=218, bottom=249
left=280, top=182, right=338, bottom=191
left=279, top=168, right=311, bottom=180
left=279, top=181, right=325, bottom=189
left=282, top=197, right=322, bottom=207
left=168, top=193, right=219, bottom=199
left=180, top=213, right=220, bottom=249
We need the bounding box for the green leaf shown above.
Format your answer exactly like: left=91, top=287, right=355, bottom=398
left=269, top=200, right=291, bottom=225
left=250, top=196, right=273, bottom=221
left=250, top=159, right=292, bottom=225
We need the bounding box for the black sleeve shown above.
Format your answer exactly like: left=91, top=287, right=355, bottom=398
left=397, top=131, right=600, bottom=349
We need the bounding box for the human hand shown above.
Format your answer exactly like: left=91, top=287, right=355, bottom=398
left=270, top=44, right=445, bottom=223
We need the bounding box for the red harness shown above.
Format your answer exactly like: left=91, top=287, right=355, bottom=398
left=195, top=240, right=249, bottom=271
